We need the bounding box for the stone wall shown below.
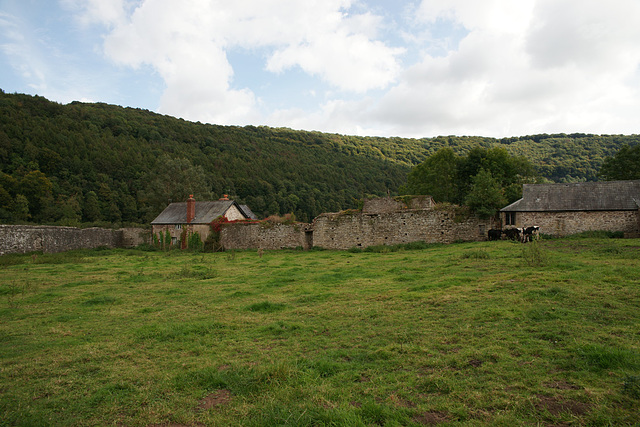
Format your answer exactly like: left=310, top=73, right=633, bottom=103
left=362, top=196, right=434, bottom=214
left=0, top=225, right=148, bottom=256
left=507, top=210, right=640, bottom=237
left=121, top=228, right=151, bottom=247
left=220, top=222, right=312, bottom=250
left=312, top=208, right=495, bottom=250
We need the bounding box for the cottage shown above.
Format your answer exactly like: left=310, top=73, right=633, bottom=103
left=500, top=180, right=640, bottom=237
left=151, top=195, right=253, bottom=247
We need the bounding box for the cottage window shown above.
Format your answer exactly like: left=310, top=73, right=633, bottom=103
left=505, top=212, right=516, bottom=226
left=175, top=224, right=182, bottom=230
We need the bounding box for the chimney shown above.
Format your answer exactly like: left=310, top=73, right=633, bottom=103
left=186, top=195, right=195, bottom=224
left=219, top=194, right=229, bottom=201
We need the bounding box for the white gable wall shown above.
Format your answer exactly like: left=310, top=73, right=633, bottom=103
left=224, top=205, right=246, bottom=221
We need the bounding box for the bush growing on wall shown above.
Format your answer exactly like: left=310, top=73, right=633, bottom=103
left=187, top=232, right=203, bottom=252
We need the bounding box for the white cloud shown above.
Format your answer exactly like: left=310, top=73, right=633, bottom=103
left=350, top=0, right=640, bottom=137
left=60, top=0, right=130, bottom=27
left=526, top=0, right=640, bottom=72
left=83, top=0, right=403, bottom=125
left=10, top=0, right=635, bottom=137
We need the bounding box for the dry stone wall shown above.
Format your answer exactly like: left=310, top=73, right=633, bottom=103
left=219, top=198, right=495, bottom=251
left=0, top=225, right=148, bottom=256
left=220, top=222, right=311, bottom=250
left=312, top=208, right=495, bottom=250
left=362, top=196, right=434, bottom=214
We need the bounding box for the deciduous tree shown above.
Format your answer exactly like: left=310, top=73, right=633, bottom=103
left=465, top=169, right=507, bottom=219
left=599, top=145, right=640, bottom=181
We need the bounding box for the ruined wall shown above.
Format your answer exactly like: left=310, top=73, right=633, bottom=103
left=121, top=228, right=151, bottom=247
left=362, top=196, right=434, bottom=214
left=312, top=208, right=495, bottom=250
left=220, top=222, right=311, bottom=250
left=506, top=210, right=640, bottom=237
left=0, top=225, right=142, bottom=255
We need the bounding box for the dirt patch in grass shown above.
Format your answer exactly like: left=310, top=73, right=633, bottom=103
left=197, top=389, right=232, bottom=411
left=535, top=394, right=590, bottom=417
left=545, top=380, right=582, bottom=390
left=468, top=359, right=483, bottom=368
left=413, top=411, right=451, bottom=425
left=147, top=424, right=200, bottom=427
left=388, top=394, right=416, bottom=408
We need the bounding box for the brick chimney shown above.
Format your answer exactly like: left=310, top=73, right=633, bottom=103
left=186, top=195, right=195, bottom=224
left=219, top=194, right=229, bottom=201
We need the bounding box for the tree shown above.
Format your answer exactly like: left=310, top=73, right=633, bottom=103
left=0, top=185, right=12, bottom=209
left=402, top=146, right=537, bottom=206
left=457, top=147, right=534, bottom=202
left=19, top=170, right=52, bottom=218
left=599, top=145, right=640, bottom=181
left=401, top=147, right=459, bottom=203
left=58, top=195, right=82, bottom=224
left=83, top=191, right=102, bottom=222
left=142, top=154, right=212, bottom=220
left=13, top=194, right=30, bottom=221
left=464, top=169, right=507, bottom=219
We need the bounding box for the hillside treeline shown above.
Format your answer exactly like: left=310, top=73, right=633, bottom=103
left=0, top=90, right=638, bottom=226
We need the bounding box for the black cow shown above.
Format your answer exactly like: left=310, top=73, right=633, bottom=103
left=522, top=226, right=540, bottom=243
left=488, top=229, right=502, bottom=241
left=503, top=228, right=522, bottom=241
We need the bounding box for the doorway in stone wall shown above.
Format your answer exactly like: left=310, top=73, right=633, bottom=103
left=305, top=230, right=313, bottom=249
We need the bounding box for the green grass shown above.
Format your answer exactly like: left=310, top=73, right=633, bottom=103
left=1, top=239, right=639, bottom=426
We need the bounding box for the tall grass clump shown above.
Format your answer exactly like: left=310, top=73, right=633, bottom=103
left=246, top=301, right=287, bottom=313
left=521, top=239, right=549, bottom=266
left=575, top=344, right=640, bottom=371
left=461, top=249, right=490, bottom=259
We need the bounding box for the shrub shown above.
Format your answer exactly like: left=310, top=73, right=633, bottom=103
left=187, top=231, right=203, bottom=252
left=521, top=240, right=548, bottom=267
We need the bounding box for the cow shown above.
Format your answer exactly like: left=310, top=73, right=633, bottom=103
left=487, top=229, right=502, bottom=241
left=522, top=226, right=540, bottom=243
left=503, top=227, right=522, bottom=241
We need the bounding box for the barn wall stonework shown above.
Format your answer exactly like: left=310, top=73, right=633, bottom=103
left=503, top=210, right=640, bottom=237
left=0, top=225, right=147, bottom=256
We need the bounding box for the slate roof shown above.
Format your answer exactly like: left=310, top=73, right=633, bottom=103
left=239, top=205, right=258, bottom=220
left=151, top=200, right=242, bottom=224
left=501, top=180, right=640, bottom=212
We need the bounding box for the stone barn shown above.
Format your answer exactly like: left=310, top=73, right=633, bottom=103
left=151, top=195, right=252, bottom=247
left=500, top=180, right=640, bottom=237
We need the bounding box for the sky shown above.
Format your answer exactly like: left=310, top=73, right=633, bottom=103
left=1, top=0, right=640, bottom=138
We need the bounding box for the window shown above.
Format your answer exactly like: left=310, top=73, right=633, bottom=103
left=505, top=212, right=516, bottom=226
left=175, top=224, right=182, bottom=230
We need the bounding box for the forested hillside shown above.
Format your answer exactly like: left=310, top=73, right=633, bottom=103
left=1, top=90, right=638, bottom=226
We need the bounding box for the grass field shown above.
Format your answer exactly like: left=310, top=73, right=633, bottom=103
left=1, top=238, right=639, bottom=426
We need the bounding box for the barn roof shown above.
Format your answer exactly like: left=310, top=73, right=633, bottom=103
left=151, top=200, right=241, bottom=224
left=501, top=180, right=640, bottom=212
left=239, top=205, right=258, bottom=220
